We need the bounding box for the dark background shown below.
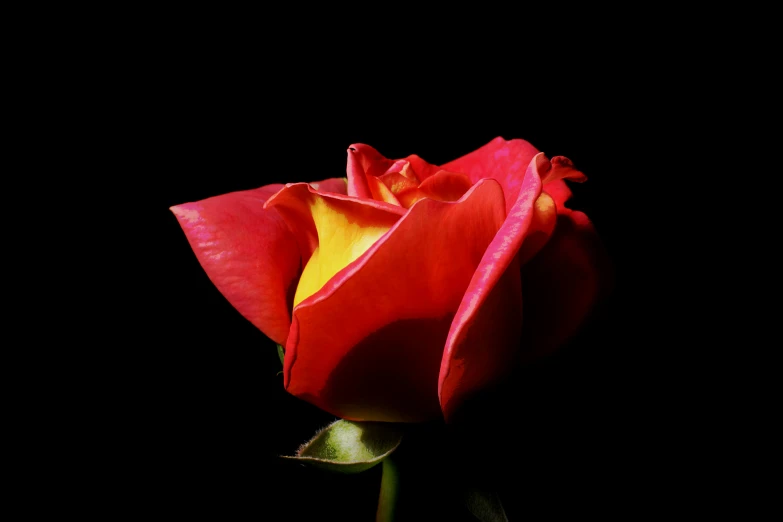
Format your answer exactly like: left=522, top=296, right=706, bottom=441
left=127, top=48, right=673, bottom=519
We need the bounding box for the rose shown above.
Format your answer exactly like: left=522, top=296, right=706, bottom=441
left=171, top=137, right=609, bottom=423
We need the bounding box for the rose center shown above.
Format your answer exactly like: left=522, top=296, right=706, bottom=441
left=367, top=160, right=473, bottom=209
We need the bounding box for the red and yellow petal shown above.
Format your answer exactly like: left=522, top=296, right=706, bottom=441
left=284, top=179, right=508, bottom=423
left=264, top=183, right=406, bottom=307
left=170, top=184, right=299, bottom=345
left=366, top=174, right=403, bottom=207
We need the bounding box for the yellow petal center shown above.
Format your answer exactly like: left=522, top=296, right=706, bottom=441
left=293, top=196, right=393, bottom=307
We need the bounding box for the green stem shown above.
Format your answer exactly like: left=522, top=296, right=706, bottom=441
left=375, top=457, right=398, bottom=522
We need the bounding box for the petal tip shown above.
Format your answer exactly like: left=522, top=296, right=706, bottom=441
left=169, top=202, right=200, bottom=223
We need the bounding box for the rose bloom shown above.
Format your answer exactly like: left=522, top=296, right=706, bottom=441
left=171, top=137, right=609, bottom=423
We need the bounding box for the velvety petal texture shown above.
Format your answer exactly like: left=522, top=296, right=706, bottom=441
left=346, top=144, right=390, bottom=199
left=170, top=184, right=299, bottom=345
left=439, top=153, right=555, bottom=421
left=442, top=137, right=540, bottom=214
left=172, top=137, right=609, bottom=425
left=264, top=184, right=406, bottom=307
left=283, top=179, right=508, bottom=422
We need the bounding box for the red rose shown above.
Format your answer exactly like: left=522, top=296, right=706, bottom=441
left=171, top=137, right=609, bottom=423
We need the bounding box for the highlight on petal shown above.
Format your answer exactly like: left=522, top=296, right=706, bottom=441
left=438, top=153, right=546, bottom=422
left=518, top=192, right=557, bottom=265
left=284, top=179, right=508, bottom=423
left=517, top=154, right=560, bottom=264
left=170, top=184, right=299, bottom=345
left=442, top=136, right=540, bottom=214
left=264, top=184, right=405, bottom=307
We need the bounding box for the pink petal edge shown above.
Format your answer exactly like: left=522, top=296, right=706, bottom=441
left=438, top=153, right=550, bottom=422
left=442, top=136, right=540, bottom=215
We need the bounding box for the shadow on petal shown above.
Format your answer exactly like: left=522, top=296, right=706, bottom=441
left=310, top=316, right=453, bottom=423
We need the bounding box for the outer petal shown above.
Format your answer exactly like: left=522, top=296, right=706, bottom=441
left=540, top=156, right=587, bottom=185
left=170, top=184, right=299, bottom=345
left=442, top=136, right=540, bottom=215
left=518, top=209, right=612, bottom=362
left=519, top=154, right=585, bottom=263
left=284, top=179, right=508, bottom=422
left=519, top=192, right=557, bottom=265
left=517, top=157, right=606, bottom=358
left=541, top=156, right=588, bottom=212
left=438, top=153, right=547, bottom=421
left=542, top=179, right=572, bottom=212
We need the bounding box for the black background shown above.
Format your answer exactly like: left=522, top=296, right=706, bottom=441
left=125, top=45, right=675, bottom=520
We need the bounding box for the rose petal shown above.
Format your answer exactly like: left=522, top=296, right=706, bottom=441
left=438, top=153, right=547, bottom=421
left=170, top=184, right=299, bottom=345
left=309, top=177, right=348, bottom=194
left=542, top=179, right=572, bottom=212
left=518, top=210, right=612, bottom=362
left=366, top=174, right=402, bottom=206
left=347, top=145, right=445, bottom=204
left=541, top=156, right=588, bottom=185
left=417, top=170, right=474, bottom=203
left=346, top=144, right=394, bottom=199
left=264, top=183, right=405, bottom=306
left=442, top=136, right=540, bottom=214
left=384, top=159, right=420, bottom=181
left=403, top=154, right=441, bottom=182
left=284, top=179, right=508, bottom=422
left=378, top=170, right=420, bottom=195
left=541, top=155, right=587, bottom=213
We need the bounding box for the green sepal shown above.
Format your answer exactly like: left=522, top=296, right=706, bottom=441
left=276, top=344, right=284, bottom=366
left=281, top=419, right=404, bottom=474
